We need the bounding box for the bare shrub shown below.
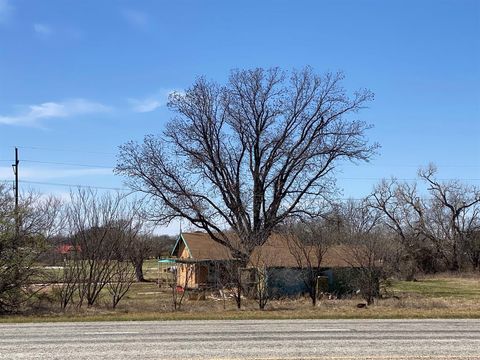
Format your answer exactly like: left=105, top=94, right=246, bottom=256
left=284, top=219, right=335, bottom=306
left=61, top=189, right=145, bottom=308
left=0, top=184, right=62, bottom=313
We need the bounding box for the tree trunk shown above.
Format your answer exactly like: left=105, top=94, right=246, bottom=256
left=449, top=241, right=460, bottom=271
left=310, top=276, right=318, bottom=307
left=235, top=294, right=242, bottom=309
left=134, top=260, right=146, bottom=282
left=230, top=258, right=248, bottom=310
left=234, top=276, right=242, bottom=309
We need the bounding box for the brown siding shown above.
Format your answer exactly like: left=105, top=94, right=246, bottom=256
left=176, top=242, right=197, bottom=288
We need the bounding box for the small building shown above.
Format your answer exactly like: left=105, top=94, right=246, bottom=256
left=170, top=232, right=238, bottom=290
left=167, top=231, right=363, bottom=297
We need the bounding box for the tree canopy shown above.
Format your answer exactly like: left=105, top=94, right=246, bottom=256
left=116, top=67, right=378, bottom=260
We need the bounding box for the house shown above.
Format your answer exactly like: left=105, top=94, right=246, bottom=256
left=169, top=231, right=236, bottom=290
left=166, top=231, right=364, bottom=297
left=55, top=244, right=81, bottom=255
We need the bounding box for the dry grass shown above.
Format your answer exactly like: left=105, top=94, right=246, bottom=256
left=2, top=301, right=480, bottom=323
left=3, top=283, right=480, bottom=323
left=2, top=264, right=479, bottom=323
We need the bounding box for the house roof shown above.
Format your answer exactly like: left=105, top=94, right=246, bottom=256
left=172, top=232, right=356, bottom=268
left=172, top=232, right=234, bottom=260
left=250, top=235, right=354, bottom=268
left=55, top=244, right=81, bottom=254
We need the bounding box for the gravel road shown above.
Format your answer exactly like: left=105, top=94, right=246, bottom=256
left=1, top=319, right=479, bottom=359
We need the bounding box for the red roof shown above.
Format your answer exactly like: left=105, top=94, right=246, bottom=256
left=56, top=244, right=81, bottom=254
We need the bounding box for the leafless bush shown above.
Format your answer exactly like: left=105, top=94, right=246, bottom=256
left=0, top=183, right=63, bottom=313
left=60, top=189, right=145, bottom=308
left=284, top=219, right=335, bottom=306
left=107, top=260, right=136, bottom=309
left=336, top=200, right=391, bottom=305
left=53, top=255, right=82, bottom=309
left=172, top=263, right=194, bottom=310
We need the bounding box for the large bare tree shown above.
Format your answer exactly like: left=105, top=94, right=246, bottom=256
left=418, top=165, right=480, bottom=270
left=116, top=67, right=377, bottom=263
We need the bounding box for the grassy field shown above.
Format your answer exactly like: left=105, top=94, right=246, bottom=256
left=142, top=259, right=161, bottom=279
left=390, top=276, right=480, bottom=299
left=1, top=264, right=479, bottom=323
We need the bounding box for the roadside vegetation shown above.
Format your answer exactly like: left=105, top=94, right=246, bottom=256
left=1, top=268, right=479, bottom=323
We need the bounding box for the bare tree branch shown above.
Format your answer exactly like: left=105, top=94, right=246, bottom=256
left=116, top=67, right=378, bottom=262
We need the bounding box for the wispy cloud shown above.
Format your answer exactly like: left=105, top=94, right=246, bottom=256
left=0, top=99, right=112, bottom=127
left=33, top=23, right=53, bottom=38
left=121, top=9, right=149, bottom=29
left=128, top=89, right=178, bottom=113
left=0, top=0, right=13, bottom=25
left=128, top=97, right=163, bottom=113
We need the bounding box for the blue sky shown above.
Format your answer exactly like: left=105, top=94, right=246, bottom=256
left=0, top=0, right=479, bottom=232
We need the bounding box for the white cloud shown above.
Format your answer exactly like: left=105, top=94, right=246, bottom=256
left=128, top=89, right=178, bottom=113
left=0, top=0, right=13, bottom=25
left=0, top=99, right=112, bottom=127
left=128, top=98, right=163, bottom=113
left=121, top=9, right=149, bottom=29
left=33, top=23, right=53, bottom=37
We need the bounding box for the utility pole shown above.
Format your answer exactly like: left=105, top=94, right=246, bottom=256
left=12, top=147, right=19, bottom=235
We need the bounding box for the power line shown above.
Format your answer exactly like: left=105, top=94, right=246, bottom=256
left=22, top=159, right=114, bottom=169
left=1, top=148, right=479, bottom=188
left=20, top=180, right=128, bottom=191
left=4, top=159, right=480, bottom=182
left=4, top=159, right=480, bottom=172
left=12, top=145, right=116, bottom=156
left=0, top=175, right=478, bottom=185
left=3, top=145, right=479, bottom=168
left=1, top=144, right=479, bottom=170
left=0, top=179, right=428, bottom=202
left=1, top=177, right=478, bottom=192
left=340, top=163, right=480, bottom=168
left=0, top=179, right=129, bottom=191
left=338, top=177, right=480, bottom=181
left=14, top=161, right=478, bottom=181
